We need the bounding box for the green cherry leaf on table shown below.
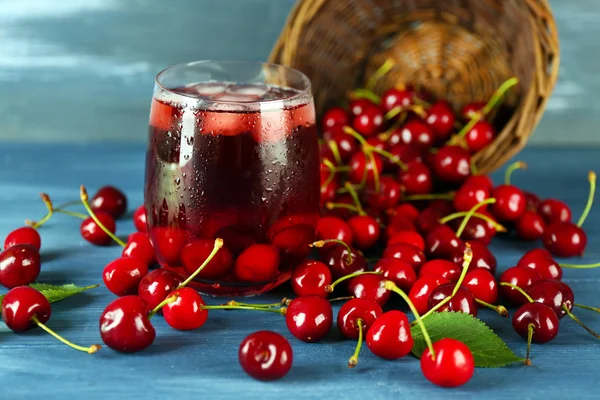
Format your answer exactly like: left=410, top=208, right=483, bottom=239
left=411, top=312, right=524, bottom=367
left=0, top=283, right=99, bottom=305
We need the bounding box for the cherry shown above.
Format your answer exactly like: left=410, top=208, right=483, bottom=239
left=424, top=225, right=463, bottom=262
left=349, top=98, right=376, bottom=117
left=99, top=295, right=155, bottom=353
left=320, top=245, right=366, bottom=280
left=349, top=151, right=383, bottom=184
left=499, top=267, right=542, bottom=305
left=381, top=88, right=413, bottom=112
left=515, top=211, right=546, bottom=241
left=428, top=284, right=478, bottom=316
left=420, top=338, right=474, bottom=387
left=337, top=298, right=383, bottom=340
left=385, top=215, right=417, bottom=238
left=4, top=227, right=41, bottom=250
left=467, top=240, right=497, bottom=274
left=431, top=146, right=471, bottom=183
left=162, top=287, right=208, bottom=330
left=396, top=120, right=434, bottom=149
left=374, top=258, right=417, bottom=291
left=347, top=215, right=380, bottom=250
left=239, top=331, right=292, bottom=381
left=524, top=191, right=541, bottom=210
left=291, top=260, right=332, bottom=297
left=465, top=120, right=495, bottom=152
left=322, top=107, right=348, bottom=129
left=382, top=243, right=426, bottom=271
left=464, top=269, right=498, bottom=304
left=542, top=222, right=587, bottom=258
left=234, top=244, right=280, bottom=283
left=366, top=136, right=386, bottom=150
left=517, top=248, right=562, bottom=281
left=133, top=205, right=147, bottom=232
left=80, top=212, right=116, bottom=246
left=491, top=185, right=526, bottom=222
left=320, top=179, right=338, bottom=206
left=463, top=175, right=494, bottom=192
left=347, top=274, right=391, bottom=306
left=268, top=220, right=315, bottom=263
left=386, top=144, right=424, bottom=171
left=329, top=133, right=358, bottom=162
left=365, top=177, right=401, bottom=210
left=453, top=184, right=489, bottom=212
left=458, top=213, right=497, bottom=245
left=461, top=102, right=485, bottom=120
left=181, top=239, right=233, bottom=279
left=398, top=161, right=433, bottom=195
left=387, top=231, right=425, bottom=251
left=537, top=198, right=572, bottom=224
left=285, top=295, right=333, bottom=342
left=366, top=310, right=414, bottom=360
left=419, top=259, right=461, bottom=282
left=415, top=207, right=445, bottom=235
left=90, top=186, right=127, bottom=219
left=2, top=286, right=51, bottom=331
left=103, top=257, right=148, bottom=296
left=137, top=268, right=182, bottom=310
left=527, top=280, right=573, bottom=319
left=389, top=203, right=420, bottom=223
left=151, top=227, right=187, bottom=266
left=425, top=101, right=455, bottom=141
left=512, top=302, right=559, bottom=344
left=352, top=106, right=384, bottom=137
left=0, top=244, right=41, bottom=288
left=408, top=276, right=451, bottom=314
left=122, top=232, right=155, bottom=266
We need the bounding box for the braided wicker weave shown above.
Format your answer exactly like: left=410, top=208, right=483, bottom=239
left=269, top=0, right=559, bottom=173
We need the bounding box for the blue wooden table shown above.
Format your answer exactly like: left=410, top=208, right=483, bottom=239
left=1, top=144, right=599, bottom=399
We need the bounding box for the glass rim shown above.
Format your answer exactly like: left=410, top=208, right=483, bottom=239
left=154, top=60, right=312, bottom=105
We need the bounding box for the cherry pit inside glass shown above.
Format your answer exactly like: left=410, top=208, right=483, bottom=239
left=145, top=61, right=320, bottom=296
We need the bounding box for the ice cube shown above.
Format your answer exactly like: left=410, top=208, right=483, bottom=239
left=212, top=93, right=262, bottom=103
left=226, top=83, right=269, bottom=98
left=192, top=82, right=228, bottom=97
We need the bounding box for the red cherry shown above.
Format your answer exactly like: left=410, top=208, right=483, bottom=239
left=542, top=222, right=587, bottom=258
left=122, top=232, right=155, bottom=266
left=347, top=274, right=391, bottom=306
left=419, top=259, right=461, bottom=281
left=453, top=184, right=489, bottom=212
left=537, top=198, right=572, bottom=224
left=396, top=120, right=434, bottom=149
left=491, top=184, right=526, bottom=221
left=4, top=227, right=41, bottom=250
left=285, top=295, right=333, bottom=342
left=390, top=203, right=420, bottom=223
left=424, top=225, right=464, bottom=262
left=291, top=260, right=332, bottom=297
left=99, top=295, right=155, bottom=353
left=428, top=284, right=478, bottom=316
left=133, top=205, right=147, bottom=232
left=465, top=121, right=495, bottom=152
left=382, top=243, right=426, bottom=271
left=415, top=207, right=445, bottom=235
left=467, top=241, right=497, bottom=274
left=80, top=212, right=116, bottom=246
left=320, top=245, right=366, bottom=280
left=512, top=302, right=559, bottom=343
left=329, top=133, right=358, bottom=162
left=352, top=106, right=384, bottom=137
left=349, top=98, right=376, bottom=116
left=385, top=215, right=417, bottom=239
left=366, top=136, right=386, bottom=150
left=420, top=338, right=474, bottom=387
left=349, top=152, right=383, bottom=184
left=316, top=216, right=353, bottom=246
left=385, top=144, right=424, bottom=171
left=515, top=211, right=546, bottom=241
left=381, top=88, right=413, bottom=112
left=366, top=310, right=414, bottom=360
left=374, top=258, right=417, bottom=291
left=2, top=286, right=50, bottom=332
left=499, top=267, right=542, bottom=305
left=234, top=244, right=280, bottom=283
left=408, top=275, right=451, bottom=314
left=137, top=268, right=182, bottom=310
left=461, top=102, right=485, bottom=120
left=525, top=191, right=541, bottom=210
left=239, top=331, right=292, bottom=381
left=181, top=239, right=233, bottom=279
left=365, top=177, right=401, bottom=210
left=320, top=179, right=338, bottom=207
left=527, top=280, right=574, bottom=319
left=425, top=101, right=455, bottom=141
left=0, top=244, right=41, bottom=288
left=457, top=213, right=496, bottom=245
left=322, top=107, right=348, bottom=129
left=517, top=248, right=562, bottom=281
left=464, top=269, right=498, bottom=304
left=90, top=186, right=127, bottom=219
left=431, top=146, right=471, bottom=183
left=103, top=257, right=148, bottom=296
left=387, top=231, right=424, bottom=251
left=337, top=298, right=383, bottom=339
left=347, top=215, right=380, bottom=250
left=162, top=287, right=208, bottom=330
left=267, top=216, right=315, bottom=263
left=150, top=227, right=187, bottom=266
left=398, top=161, right=433, bottom=195
left=463, top=175, right=494, bottom=192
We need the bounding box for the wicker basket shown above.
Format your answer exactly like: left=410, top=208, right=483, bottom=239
left=269, top=0, right=559, bottom=173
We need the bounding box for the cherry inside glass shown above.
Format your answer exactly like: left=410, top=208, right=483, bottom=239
left=145, top=61, right=320, bottom=296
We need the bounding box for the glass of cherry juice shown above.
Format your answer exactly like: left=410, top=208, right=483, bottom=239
left=145, top=61, right=320, bottom=296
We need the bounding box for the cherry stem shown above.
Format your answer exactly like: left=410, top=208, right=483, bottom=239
left=563, top=305, right=600, bottom=339
left=470, top=162, right=479, bottom=176
left=79, top=185, right=127, bottom=247
left=54, top=199, right=81, bottom=210
left=403, top=193, right=455, bottom=201
left=560, top=262, right=600, bottom=269
left=28, top=193, right=54, bottom=229
left=326, top=141, right=343, bottom=166
left=369, top=146, right=408, bottom=171
left=379, top=115, right=406, bottom=140
left=577, top=171, right=596, bottom=227
left=367, top=151, right=381, bottom=193
left=440, top=211, right=506, bottom=232
left=385, top=106, right=403, bottom=120
left=348, top=318, right=364, bottom=368
left=451, top=117, right=479, bottom=142
left=344, top=182, right=366, bottom=214
left=325, top=202, right=365, bottom=216
left=200, top=305, right=286, bottom=315
left=455, top=198, right=497, bottom=238
left=343, top=126, right=368, bottom=147
left=504, top=161, right=527, bottom=186
left=310, top=240, right=354, bottom=265
left=410, top=105, right=427, bottom=119
left=329, top=296, right=355, bottom=302
left=350, top=88, right=381, bottom=104
left=417, top=245, right=474, bottom=322
left=31, top=315, right=101, bottom=354
left=525, top=323, right=534, bottom=366
left=55, top=209, right=89, bottom=220
left=385, top=280, right=435, bottom=359
left=177, top=238, right=224, bottom=289
left=147, top=294, right=179, bottom=318
left=325, top=271, right=382, bottom=293
left=574, top=303, right=600, bottom=313
left=482, top=77, right=519, bottom=116
left=499, top=282, right=534, bottom=303
left=224, top=299, right=288, bottom=308
left=475, top=299, right=509, bottom=318
left=366, top=58, right=394, bottom=92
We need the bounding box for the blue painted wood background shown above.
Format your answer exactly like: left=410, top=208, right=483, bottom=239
left=0, top=0, right=598, bottom=145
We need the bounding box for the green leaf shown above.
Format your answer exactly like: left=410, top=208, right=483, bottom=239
left=0, top=283, right=99, bottom=304
left=411, top=312, right=524, bottom=368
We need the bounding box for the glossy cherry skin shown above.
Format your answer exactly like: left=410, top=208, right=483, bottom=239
left=347, top=215, right=380, bottom=250
left=524, top=191, right=541, bottom=210
left=512, top=302, right=559, bottom=343
left=181, top=239, right=234, bottom=280
left=349, top=98, right=376, bottom=116
left=386, top=144, right=424, bottom=171
left=467, top=241, right=497, bottom=274
left=349, top=151, right=383, bottom=184
left=491, top=184, right=526, bottom=222
left=387, top=231, right=425, bottom=251
left=291, top=260, right=332, bottom=297
left=374, top=258, right=417, bottom=291
left=458, top=214, right=496, bottom=245
left=103, top=257, right=148, bottom=296
left=234, top=244, right=280, bottom=283
left=137, top=268, right=182, bottom=310
left=421, top=338, right=475, bottom=388
left=499, top=267, right=542, bottom=305
left=537, top=198, right=572, bottom=224
left=527, top=280, right=574, bottom=319
left=162, top=287, right=208, bottom=330
left=428, top=284, right=478, bottom=316
left=415, top=207, right=445, bottom=235
left=4, top=227, right=41, bottom=250
left=425, top=101, right=455, bottom=141
left=151, top=227, right=187, bottom=266
left=2, top=286, right=51, bottom=332
left=285, top=295, right=333, bottom=342
left=322, top=107, right=348, bottom=129
left=320, top=178, right=338, bottom=206
left=329, top=133, right=358, bottom=162
left=122, top=232, right=155, bottom=266
left=431, top=146, right=471, bottom=184
left=542, top=222, right=587, bottom=258
left=80, top=212, right=116, bottom=246
left=382, top=243, right=426, bottom=271
left=385, top=215, right=417, bottom=239
left=397, top=120, right=434, bottom=149
left=419, top=259, right=461, bottom=282
left=365, top=177, right=401, bottom=210
left=464, top=269, right=498, bottom=304
left=366, top=310, right=414, bottom=360
left=408, top=276, right=451, bottom=314
left=398, top=161, right=433, bottom=195
left=453, top=183, right=489, bottom=212
left=463, top=175, right=494, bottom=192
left=352, top=106, right=384, bottom=137
left=515, top=211, right=546, bottom=241
left=424, top=225, right=464, bottom=262
left=517, top=248, right=562, bottom=281
left=238, top=331, right=293, bottom=381
left=465, top=120, right=495, bottom=152
left=133, top=205, right=147, bottom=232
left=99, top=295, right=155, bottom=353
left=337, top=298, right=383, bottom=340
left=0, top=244, right=41, bottom=289
left=381, top=88, right=413, bottom=112
left=461, top=102, right=485, bottom=120
left=320, top=245, right=366, bottom=280
left=90, top=186, right=127, bottom=219
left=348, top=274, right=391, bottom=306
